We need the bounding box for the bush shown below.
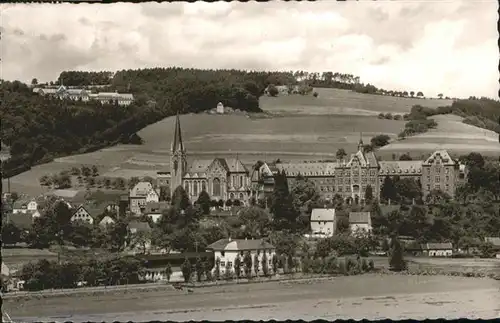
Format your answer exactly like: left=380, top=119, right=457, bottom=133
left=368, top=259, right=375, bottom=271
left=338, top=259, right=347, bottom=275
left=313, top=92, right=319, bottom=98
left=378, top=113, right=385, bottom=119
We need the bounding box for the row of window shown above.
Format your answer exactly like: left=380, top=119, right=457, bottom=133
left=426, top=175, right=451, bottom=183
left=220, top=259, right=273, bottom=268
left=425, top=183, right=451, bottom=191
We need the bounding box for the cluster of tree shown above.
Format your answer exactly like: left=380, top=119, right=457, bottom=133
left=53, top=71, right=114, bottom=87
left=1, top=80, right=153, bottom=178
left=266, top=83, right=314, bottom=97
left=19, top=198, right=130, bottom=251
left=314, top=232, right=379, bottom=258
left=399, top=99, right=500, bottom=139
left=301, top=255, right=376, bottom=275
left=19, top=256, right=144, bottom=291
left=377, top=112, right=405, bottom=121
left=3, top=68, right=297, bottom=178
left=372, top=154, right=500, bottom=252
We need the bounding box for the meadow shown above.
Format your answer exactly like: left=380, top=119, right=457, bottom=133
left=2, top=88, right=494, bottom=197
left=380, top=114, right=500, bottom=158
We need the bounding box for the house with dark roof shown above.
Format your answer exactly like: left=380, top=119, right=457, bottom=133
left=70, top=204, right=107, bottom=225
left=8, top=213, right=34, bottom=232
left=206, top=238, right=276, bottom=276
left=421, top=242, right=453, bottom=257
left=349, top=212, right=372, bottom=234
left=310, top=208, right=336, bottom=237
left=143, top=201, right=169, bottom=223
left=99, top=215, right=116, bottom=227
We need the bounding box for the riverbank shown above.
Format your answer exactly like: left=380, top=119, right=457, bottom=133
left=5, top=274, right=500, bottom=321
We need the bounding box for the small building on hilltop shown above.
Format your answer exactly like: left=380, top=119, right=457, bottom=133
left=216, top=102, right=225, bottom=114
left=310, top=208, right=336, bottom=237
left=349, top=211, right=372, bottom=235
left=206, top=238, right=275, bottom=276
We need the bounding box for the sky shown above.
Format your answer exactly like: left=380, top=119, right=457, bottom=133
left=2, top=0, right=498, bottom=99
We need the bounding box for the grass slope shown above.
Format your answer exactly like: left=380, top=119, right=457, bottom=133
left=380, top=114, right=500, bottom=157
left=0, top=88, right=488, bottom=196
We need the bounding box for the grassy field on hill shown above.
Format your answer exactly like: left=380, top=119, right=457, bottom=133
left=1, top=88, right=492, bottom=197
left=261, top=88, right=453, bottom=116
left=380, top=114, right=500, bottom=158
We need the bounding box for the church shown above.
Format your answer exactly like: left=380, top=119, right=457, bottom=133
left=156, top=114, right=255, bottom=204
left=157, top=114, right=468, bottom=206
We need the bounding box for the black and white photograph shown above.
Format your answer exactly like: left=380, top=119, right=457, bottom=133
left=1, top=1, right=500, bottom=322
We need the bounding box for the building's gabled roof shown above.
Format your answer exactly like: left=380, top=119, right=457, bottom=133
left=423, top=150, right=457, bottom=166
left=8, top=213, right=34, bottom=230
left=188, top=159, right=213, bottom=173
left=2, top=262, right=10, bottom=277
left=349, top=212, right=371, bottom=224
left=311, top=208, right=335, bottom=222
left=214, top=158, right=230, bottom=172
left=144, top=201, right=169, bottom=214
left=206, top=238, right=274, bottom=251
left=422, top=242, right=453, bottom=250
left=225, top=158, right=248, bottom=173
left=130, top=182, right=153, bottom=198
left=12, top=199, right=29, bottom=209
left=128, top=220, right=152, bottom=232
left=99, top=215, right=116, bottom=226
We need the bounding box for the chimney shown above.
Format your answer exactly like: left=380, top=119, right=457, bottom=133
left=228, top=236, right=232, bottom=242
left=388, top=198, right=391, bottom=205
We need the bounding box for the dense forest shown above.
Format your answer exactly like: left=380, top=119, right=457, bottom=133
left=1, top=68, right=294, bottom=178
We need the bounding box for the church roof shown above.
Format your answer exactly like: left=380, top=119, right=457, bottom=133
left=171, top=113, right=184, bottom=153
left=188, top=159, right=213, bottom=173
left=423, top=150, right=457, bottom=166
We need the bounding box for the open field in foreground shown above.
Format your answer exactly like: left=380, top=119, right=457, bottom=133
left=261, top=88, right=453, bottom=116
left=380, top=114, right=500, bottom=157
left=5, top=275, right=500, bottom=321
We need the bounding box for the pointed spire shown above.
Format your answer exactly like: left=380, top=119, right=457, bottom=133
left=171, top=112, right=184, bottom=153
left=358, top=132, right=364, bottom=151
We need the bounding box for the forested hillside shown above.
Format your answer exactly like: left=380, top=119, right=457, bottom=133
left=0, top=68, right=295, bottom=178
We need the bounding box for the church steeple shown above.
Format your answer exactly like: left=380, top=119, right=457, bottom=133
left=171, top=112, right=184, bottom=153
left=170, top=112, right=187, bottom=196
left=358, top=132, right=364, bottom=151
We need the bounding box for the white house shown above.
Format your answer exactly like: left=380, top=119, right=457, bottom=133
left=310, top=208, right=336, bottom=237
left=129, top=181, right=155, bottom=215
left=70, top=205, right=95, bottom=224
left=422, top=243, right=453, bottom=257
left=12, top=199, right=39, bottom=214
left=146, top=188, right=160, bottom=203
left=99, top=215, right=116, bottom=227
left=206, top=238, right=276, bottom=276
left=349, top=212, right=372, bottom=234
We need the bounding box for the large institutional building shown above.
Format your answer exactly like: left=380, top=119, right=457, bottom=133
left=156, top=114, right=467, bottom=205
left=32, top=85, right=134, bottom=106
